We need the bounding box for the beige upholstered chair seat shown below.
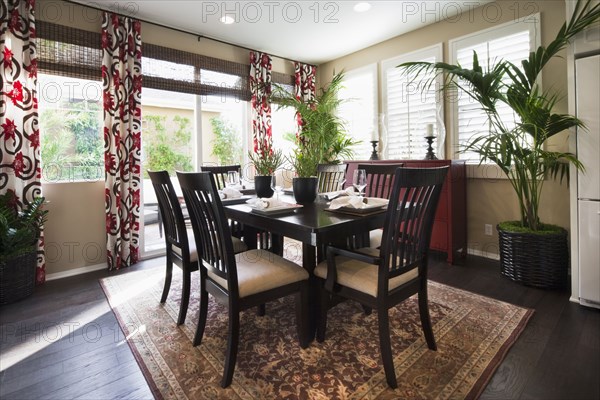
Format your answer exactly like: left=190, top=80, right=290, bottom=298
left=208, top=249, right=308, bottom=298
left=173, top=230, right=247, bottom=262
left=314, top=247, right=418, bottom=297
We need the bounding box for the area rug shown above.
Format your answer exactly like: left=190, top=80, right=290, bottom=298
left=100, top=266, right=533, bottom=400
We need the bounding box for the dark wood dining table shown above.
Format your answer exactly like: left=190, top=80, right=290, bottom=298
left=223, top=195, right=387, bottom=273
left=224, top=195, right=387, bottom=338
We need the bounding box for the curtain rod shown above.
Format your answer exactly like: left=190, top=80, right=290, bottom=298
left=61, top=0, right=315, bottom=67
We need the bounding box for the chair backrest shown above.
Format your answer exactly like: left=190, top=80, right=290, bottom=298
left=199, top=164, right=242, bottom=190
left=317, top=163, right=348, bottom=193
left=177, top=171, right=240, bottom=295
left=379, top=166, right=449, bottom=287
left=357, top=163, right=404, bottom=198
left=148, top=170, right=189, bottom=251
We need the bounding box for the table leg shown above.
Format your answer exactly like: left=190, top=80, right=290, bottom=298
left=302, top=244, right=317, bottom=340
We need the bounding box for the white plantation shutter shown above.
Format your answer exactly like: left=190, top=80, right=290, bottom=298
left=337, top=65, right=378, bottom=160
left=382, top=44, right=443, bottom=160
left=451, top=14, right=540, bottom=162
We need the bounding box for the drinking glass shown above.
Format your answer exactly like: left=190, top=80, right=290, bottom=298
left=353, top=169, right=367, bottom=198
left=271, top=174, right=283, bottom=200
left=226, top=171, right=240, bottom=188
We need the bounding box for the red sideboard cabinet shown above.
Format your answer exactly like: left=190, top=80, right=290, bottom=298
left=345, top=160, right=467, bottom=264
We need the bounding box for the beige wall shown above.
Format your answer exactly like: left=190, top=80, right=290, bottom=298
left=43, top=181, right=106, bottom=272
left=319, top=0, right=571, bottom=257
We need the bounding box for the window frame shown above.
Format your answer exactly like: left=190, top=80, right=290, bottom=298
left=380, top=43, right=444, bottom=160
left=448, top=13, right=541, bottom=164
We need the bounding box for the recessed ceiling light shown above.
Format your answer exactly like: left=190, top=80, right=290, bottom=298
left=220, top=16, right=235, bottom=24
left=353, top=2, right=372, bottom=12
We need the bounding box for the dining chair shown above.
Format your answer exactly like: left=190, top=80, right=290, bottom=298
left=315, top=166, right=449, bottom=388
left=148, top=170, right=247, bottom=325
left=177, top=171, right=310, bottom=388
left=199, top=164, right=242, bottom=189
left=357, top=163, right=404, bottom=249
left=317, top=163, right=348, bottom=193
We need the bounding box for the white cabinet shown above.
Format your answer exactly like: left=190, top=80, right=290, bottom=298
left=578, top=201, right=600, bottom=307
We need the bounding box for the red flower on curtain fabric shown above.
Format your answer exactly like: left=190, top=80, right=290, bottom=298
left=293, top=62, right=317, bottom=135
left=102, top=12, right=142, bottom=271
left=249, top=51, right=273, bottom=158
left=0, top=0, right=46, bottom=284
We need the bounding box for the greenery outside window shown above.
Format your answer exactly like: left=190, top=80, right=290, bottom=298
left=38, top=74, right=103, bottom=182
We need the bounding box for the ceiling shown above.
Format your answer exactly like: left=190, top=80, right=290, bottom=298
left=71, top=1, right=492, bottom=64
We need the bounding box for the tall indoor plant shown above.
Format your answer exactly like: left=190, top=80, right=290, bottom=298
left=273, top=72, right=358, bottom=203
left=0, top=191, right=48, bottom=304
left=398, top=0, right=600, bottom=288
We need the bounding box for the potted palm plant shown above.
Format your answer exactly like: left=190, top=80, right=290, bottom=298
left=0, top=191, right=48, bottom=304
left=248, top=139, right=284, bottom=198
left=398, top=0, right=600, bottom=288
left=273, top=72, right=358, bottom=204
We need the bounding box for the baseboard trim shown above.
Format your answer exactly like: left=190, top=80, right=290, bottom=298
left=467, top=248, right=500, bottom=261
left=46, top=263, right=106, bottom=281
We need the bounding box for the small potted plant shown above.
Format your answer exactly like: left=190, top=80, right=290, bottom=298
left=273, top=72, right=358, bottom=204
left=0, top=190, right=48, bottom=304
left=248, top=139, right=284, bottom=198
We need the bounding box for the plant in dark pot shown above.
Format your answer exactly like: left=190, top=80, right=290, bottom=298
left=0, top=191, right=48, bottom=304
left=273, top=72, right=358, bottom=204
left=398, top=0, right=600, bottom=289
left=248, top=140, right=284, bottom=198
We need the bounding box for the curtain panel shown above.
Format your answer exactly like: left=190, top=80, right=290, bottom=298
left=293, top=62, right=317, bottom=134
left=0, top=0, right=46, bottom=283
left=249, top=51, right=272, bottom=156
left=102, top=12, right=142, bottom=271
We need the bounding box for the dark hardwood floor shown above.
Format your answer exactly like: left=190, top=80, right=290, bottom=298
left=1, top=253, right=598, bottom=399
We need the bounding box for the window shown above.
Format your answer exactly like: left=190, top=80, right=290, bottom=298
left=271, top=106, right=296, bottom=160
left=37, top=21, right=103, bottom=182
left=337, top=65, right=378, bottom=160
left=382, top=44, right=443, bottom=160
left=38, top=74, right=103, bottom=182
left=450, top=14, right=540, bottom=161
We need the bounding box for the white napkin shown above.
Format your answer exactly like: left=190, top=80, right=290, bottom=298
left=219, top=187, right=242, bottom=199
left=329, top=197, right=389, bottom=210
left=246, top=198, right=288, bottom=210
left=320, top=187, right=359, bottom=200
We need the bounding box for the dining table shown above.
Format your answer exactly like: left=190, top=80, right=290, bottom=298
left=223, top=194, right=388, bottom=337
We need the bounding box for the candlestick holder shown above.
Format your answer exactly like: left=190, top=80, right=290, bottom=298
left=424, top=136, right=438, bottom=160
left=370, top=140, right=379, bottom=160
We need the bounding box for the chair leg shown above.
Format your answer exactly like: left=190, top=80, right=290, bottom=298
left=418, top=285, right=437, bottom=351
left=316, top=281, right=329, bottom=343
left=177, top=269, right=191, bottom=325
left=221, top=306, right=240, bottom=388
left=377, top=307, right=398, bottom=389
left=296, top=282, right=310, bottom=348
left=160, top=255, right=173, bottom=303
left=193, top=279, right=209, bottom=346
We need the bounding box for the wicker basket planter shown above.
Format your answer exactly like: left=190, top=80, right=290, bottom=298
left=0, top=251, right=37, bottom=305
left=497, top=224, right=568, bottom=289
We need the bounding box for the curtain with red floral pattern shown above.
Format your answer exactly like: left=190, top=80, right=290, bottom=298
left=294, top=62, right=316, bottom=134
left=249, top=51, right=272, bottom=158
left=102, top=12, right=142, bottom=271
left=0, top=0, right=46, bottom=283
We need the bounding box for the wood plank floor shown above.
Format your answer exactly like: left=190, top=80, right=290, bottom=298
left=1, top=254, right=598, bottom=399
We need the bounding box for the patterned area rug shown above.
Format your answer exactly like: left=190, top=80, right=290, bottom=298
left=100, top=266, right=533, bottom=400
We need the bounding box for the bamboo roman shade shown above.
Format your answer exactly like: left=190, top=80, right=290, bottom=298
left=36, top=21, right=293, bottom=99
left=37, top=20, right=102, bottom=81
